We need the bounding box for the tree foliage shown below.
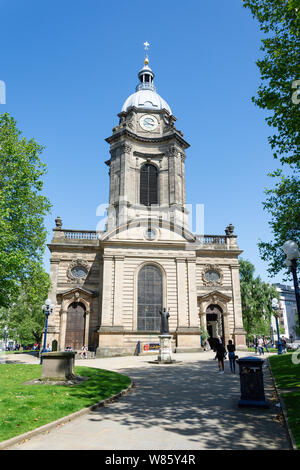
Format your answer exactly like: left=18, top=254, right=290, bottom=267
left=0, top=113, right=51, bottom=308
left=0, top=266, right=51, bottom=346
left=259, top=171, right=300, bottom=276
left=243, top=0, right=300, bottom=277
left=239, top=258, right=279, bottom=340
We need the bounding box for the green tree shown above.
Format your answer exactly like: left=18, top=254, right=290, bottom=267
left=0, top=113, right=51, bottom=308
left=239, top=258, right=279, bottom=341
left=259, top=172, right=300, bottom=276
left=0, top=266, right=51, bottom=346
left=243, top=0, right=300, bottom=277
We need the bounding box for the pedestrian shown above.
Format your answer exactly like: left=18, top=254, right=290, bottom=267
left=81, top=345, right=88, bottom=359
left=262, top=336, right=269, bottom=353
left=281, top=337, right=287, bottom=353
left=253, top=335, right=258, bottom=354
left=214, top=341, right=226, bottom=374
left=227, top=339, right=236, bottom=374
left=258, top=337, right=264, bottom=355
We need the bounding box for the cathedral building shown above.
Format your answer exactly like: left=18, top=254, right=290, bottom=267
left=46, top=48, right=247, bottom=356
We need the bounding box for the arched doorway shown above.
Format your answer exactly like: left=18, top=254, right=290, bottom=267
left=137, top=265, right=162, bottom=331
left=206, top=304, right=224, bottom=347
left=65, top=302, right=86, bottom=350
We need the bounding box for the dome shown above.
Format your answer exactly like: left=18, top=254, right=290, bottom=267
left=121, top=53, right=172, bottom=115
left=122, top=89, right=172, bottom=114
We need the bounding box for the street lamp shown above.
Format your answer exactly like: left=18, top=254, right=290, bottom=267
left=40, top=298, right=54, bottom=364
left=272, top=298, right=283, bottom=355
left=282, top=240, right=300, bottom=330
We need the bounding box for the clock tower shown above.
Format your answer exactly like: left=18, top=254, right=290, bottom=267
left=105, top=48, right=190, bottom=234
left=46, top=44, right=247, bottom=357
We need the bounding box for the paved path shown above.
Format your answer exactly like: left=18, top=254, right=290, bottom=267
left=5, top=351, right=291, bottom=450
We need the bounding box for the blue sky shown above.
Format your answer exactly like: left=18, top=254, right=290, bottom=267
left=0, top=0, right=285, bottom=284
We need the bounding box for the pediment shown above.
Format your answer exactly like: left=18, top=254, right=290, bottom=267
left=57, top=287, right=98, bottom=301
left=198, top=290, right=232, bottom=303
left=100, top=218, right=196, bottom=244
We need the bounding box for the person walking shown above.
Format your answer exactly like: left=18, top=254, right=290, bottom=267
left=253, top=335, right=258, bottom=354
left=81, top=345, right=88, bottom=359
left=258, top=337, right=264, bottom=355
left=215, top=341, right=226, bottom=374
left=281, top=337, right=287, bottom=353
left=262, top=336, right=269, bottom=353
left=227, top=339, right=236, bottom=374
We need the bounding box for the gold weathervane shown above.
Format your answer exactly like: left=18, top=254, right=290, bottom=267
left=144, top=41, right=150, bottom=65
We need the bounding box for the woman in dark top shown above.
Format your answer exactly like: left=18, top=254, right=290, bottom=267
left=227, top=339, right=236, bottom=374
left=215, top=341, right=226, bottom=374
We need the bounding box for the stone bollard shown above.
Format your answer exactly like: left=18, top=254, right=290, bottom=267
left=41, top=351, right=76, bottom=381
left=236, top=356, right=269, bottom=408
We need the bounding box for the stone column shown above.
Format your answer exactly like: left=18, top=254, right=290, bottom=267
left=59, top=309, right=67, bottom=351
left=187, top=258, right=198, bottom=327
left=113, top=256, right=124, bottom=327
left=48, top=259, right=59, bottom=303
left=176, top=258, right=188, bottom=328
left=168, top=148, right=176, bottom=205
left=231, top=264, right=247, bottom=350
left=101, top=255, right=114, bottom=326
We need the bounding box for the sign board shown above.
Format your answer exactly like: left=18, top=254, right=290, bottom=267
left=138, top=342, right=160, bottom=355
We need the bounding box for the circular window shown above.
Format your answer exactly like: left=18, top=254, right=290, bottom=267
left=204, top=270, right=220, bottom=282
left=145, top=228, right=156, bottom=240
left=71, top=266, right=88, bottom=278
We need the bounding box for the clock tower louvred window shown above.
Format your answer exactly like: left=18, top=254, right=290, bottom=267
left=140, top=163, right=158, bottom=206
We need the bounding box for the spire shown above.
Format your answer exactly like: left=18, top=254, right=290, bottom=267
left=136, top=41, right=156, bottom=92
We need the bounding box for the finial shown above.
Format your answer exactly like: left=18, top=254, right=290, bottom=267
left=55, top=216, right=62, bottom=229
left=143, top=41, right=150, bottom=65
left=225, top=223, right=234, bottom=236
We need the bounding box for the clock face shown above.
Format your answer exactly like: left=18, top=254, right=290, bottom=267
left=140, top=115, right=158, bottom=131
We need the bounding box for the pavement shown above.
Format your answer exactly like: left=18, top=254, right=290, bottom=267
left=2, top=350, right=292, bottom=450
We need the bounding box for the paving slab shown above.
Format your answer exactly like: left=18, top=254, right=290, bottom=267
left=4, top=351, right=291, bottom=450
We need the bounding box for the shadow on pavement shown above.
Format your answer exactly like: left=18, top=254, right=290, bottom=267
left=84, top=359, right=291, bottom=450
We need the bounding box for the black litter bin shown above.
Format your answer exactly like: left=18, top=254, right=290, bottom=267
left=236, top=356, right=269, bottom=408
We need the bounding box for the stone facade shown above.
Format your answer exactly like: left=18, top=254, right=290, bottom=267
left=45, top=58, right=247, bottom=356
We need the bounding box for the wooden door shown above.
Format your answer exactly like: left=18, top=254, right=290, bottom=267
left=65, top=302, right=86, bottom=351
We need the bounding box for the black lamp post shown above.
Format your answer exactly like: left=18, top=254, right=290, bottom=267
left=40, top=298, right=54, bottom=364
left=282, top=240, right=300, bottom=329
left=272, top=298, right=283, bottom=355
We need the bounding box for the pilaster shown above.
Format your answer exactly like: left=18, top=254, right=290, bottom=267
left=101, top=255, right=114, bottom=326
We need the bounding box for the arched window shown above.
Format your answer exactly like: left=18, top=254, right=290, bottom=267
left=140, top=163, right=158, bottom=206
left=138, top=265, right=162, bottom=331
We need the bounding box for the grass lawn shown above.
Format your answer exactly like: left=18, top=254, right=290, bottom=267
left=0, top=363, right=131, bottom=443
left=248, top=347, right=277, bottom=353
left=269, top=353, right=300, bottom=449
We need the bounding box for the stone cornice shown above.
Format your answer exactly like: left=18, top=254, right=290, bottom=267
left=105, top=128, right=190, bottom=149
